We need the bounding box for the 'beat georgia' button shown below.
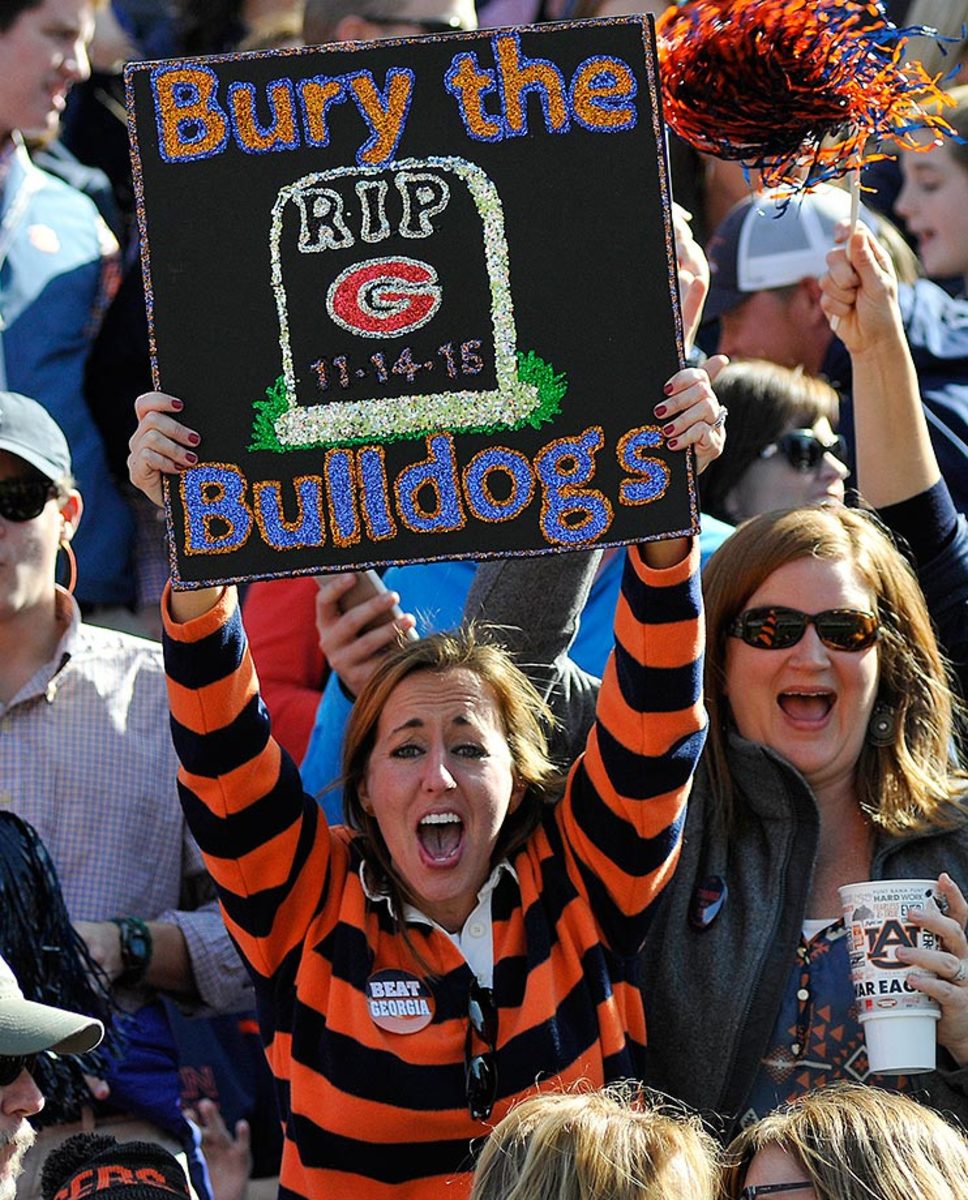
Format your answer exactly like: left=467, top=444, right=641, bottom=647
left=366, top=969, right=435, bottom=1034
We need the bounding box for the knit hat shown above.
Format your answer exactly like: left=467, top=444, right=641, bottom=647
left=703, top=185, right=878, bottom=322
left=40, top=1134, right=192, bottom=1200
left=0, top=952, right=103, bottom=1057
left=0, top=391, right=71, bottom=481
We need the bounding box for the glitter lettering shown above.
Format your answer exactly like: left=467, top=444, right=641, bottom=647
left=179, top=422, right=651, bottom=557
left=616, top=426, right=670, bottom=505
left=534, top=427, right=612, bottom=545
left=395, top=434, right=466, bottom=533
left=357, top=179, right=391, bottom=243
left=228, top=78, right=300, bottom=153
left=463, top=447, right=534, bottom=522
left=346, top=69, right=415, bottom=166
left=570, top=56, right=638, bottom=131
left=495, top=33, right=570, bottom=137
left=253, top=475, right=326, bottom=548
left=152, top=65, right=229, bottom=163
left=444, top=53, right=505, bottom=141
left=396, top=171, right=451, bottom=238
left=324, top=449, right=361, bottom=546
left=444, top=37, right=637, bottom=142
left=295, top=188, right=355, bottom=251
left=298, top=76, right=346, bottom=147
left=358, top=447, right=397, bottom=540
left=181, top=465, right=253, bottom=554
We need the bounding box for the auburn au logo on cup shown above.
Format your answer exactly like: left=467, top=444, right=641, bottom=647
left=366, top=968, right=435, bottom=1034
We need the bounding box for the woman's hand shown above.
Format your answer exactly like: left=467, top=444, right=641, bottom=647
left=819, top=224, right=906, bottom=360
left=128, top=391, right=225, bottom=621
left=898, top=873, right=968, bottom=1066
left=673, top=203, right=709, bottom=352
left=655, top=357, right=729, bottom=476
left=314, top=574, right=416, bottom=699
left=128, top=392, right=201, bottom=509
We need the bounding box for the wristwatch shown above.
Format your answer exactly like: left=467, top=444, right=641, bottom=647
left=111, top=916, right=153, bottom=986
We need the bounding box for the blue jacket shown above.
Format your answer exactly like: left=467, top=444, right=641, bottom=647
left=1, top=141, right=135, bottom=605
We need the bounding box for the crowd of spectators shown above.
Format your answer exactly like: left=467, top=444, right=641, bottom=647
left=2, top=0, right=968, bottom=1198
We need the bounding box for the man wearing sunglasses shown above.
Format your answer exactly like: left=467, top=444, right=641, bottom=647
left=703, top=184, right=968, bottom=516
left=0, top=952, right=103, bottom=1200
left=0, top=392, right=251, bottom=1193
left=303, top=0, right=476, bottom=47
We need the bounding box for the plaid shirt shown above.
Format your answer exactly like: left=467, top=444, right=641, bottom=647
left=0, top=589, right=251, bottom=1013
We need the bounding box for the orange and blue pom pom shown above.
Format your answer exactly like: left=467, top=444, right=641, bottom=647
left=656, top=0, right=959, bottom=192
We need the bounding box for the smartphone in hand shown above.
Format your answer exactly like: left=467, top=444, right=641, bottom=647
left=329, top=569, right=419, bottom=640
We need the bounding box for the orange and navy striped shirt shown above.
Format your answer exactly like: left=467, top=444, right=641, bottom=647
left=162, top=543, right=705, bottom=1200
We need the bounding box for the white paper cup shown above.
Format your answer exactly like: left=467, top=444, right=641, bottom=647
left=839, top=879, right=941, bottom=1075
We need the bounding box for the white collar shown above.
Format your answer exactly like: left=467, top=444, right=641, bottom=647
left=359, top=858, right=517, bottom=928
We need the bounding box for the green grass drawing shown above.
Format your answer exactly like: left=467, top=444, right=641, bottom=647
left=248, top=349, right=567, bottom=453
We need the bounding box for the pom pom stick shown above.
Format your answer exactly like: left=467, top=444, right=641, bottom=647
left=656, top=0, right=959, bottom=200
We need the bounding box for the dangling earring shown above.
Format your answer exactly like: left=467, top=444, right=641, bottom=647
left=867, top=701, right=897, bottom=747
left=58, top=538, right=77, bottom=595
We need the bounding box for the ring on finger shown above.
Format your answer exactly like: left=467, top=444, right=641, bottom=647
left=951, top=959, right=968, bottom=985
left=711, top=406, right=728, bottom=431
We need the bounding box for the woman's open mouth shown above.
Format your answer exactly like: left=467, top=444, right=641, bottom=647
left=777, top=691, right=835, bottom=723
left=417, top=811, right=464, bottom=866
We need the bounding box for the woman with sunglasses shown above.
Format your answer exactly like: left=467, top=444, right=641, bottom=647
left=126, top=363, right=724, bottom=1200
left=698, top=360, right=849, bottom=525
left=637, top=501, right=968, bottom=1131
left=722, top=1083, right=968, bottom=1200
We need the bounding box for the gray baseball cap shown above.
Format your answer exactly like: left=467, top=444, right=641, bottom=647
left=0, top=392, right=71, bottom=482
left=0, top=952, right=103, bottom=1057
left=704, top=185, right=878, bottom=322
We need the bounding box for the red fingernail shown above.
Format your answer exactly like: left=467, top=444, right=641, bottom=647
left=654, top=404, right=668, bottom=418
left=185, top=451, right=198, bottom=464
left=667, top=438, right=679, bottom=449
left=188, top=432, right=201, bottom=446
left=663, top=382, right=674, bottom=396
left=171, top=398, right=184, bottom=411
left=662, top=423, right=676, bottom=436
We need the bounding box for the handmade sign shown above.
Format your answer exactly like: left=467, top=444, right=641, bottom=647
left=127, top=17, right=690, bottom=587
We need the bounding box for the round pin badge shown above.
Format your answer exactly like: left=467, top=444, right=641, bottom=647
left=366, top=968, right=435, bottom=1034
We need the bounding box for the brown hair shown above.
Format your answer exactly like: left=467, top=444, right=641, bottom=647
left=723, top=1083, right=968, bottom=1200
left=702, top=505, right=966, bottom=836
left=341, top=625, right=560, bottom=923
left=470, top=1084, right=720, bottom=1200
left=698, top=361, right=840, bottom=524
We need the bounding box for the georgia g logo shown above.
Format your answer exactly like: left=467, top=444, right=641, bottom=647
left=327, top=256, right=442, bottom=338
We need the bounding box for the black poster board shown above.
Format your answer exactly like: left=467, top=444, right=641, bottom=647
left=127, top=16, right=693, bottom=587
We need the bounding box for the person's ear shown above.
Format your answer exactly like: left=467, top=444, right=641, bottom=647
left=59, top=491, right=83, bottom=540
left=357, top=773, right=374, bottom=816
left=799, top=276, right=828, bottom=325
left=508, top=777, right=526, bottom=815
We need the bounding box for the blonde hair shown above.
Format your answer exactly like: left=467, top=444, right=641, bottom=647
left=470, top=1085, right=720, bottom=1200
left=702, top=505, right=966, bottom=837
left=724, top=1084, right=968, bottom=1200
left=342, top=625, right=560, bottom=923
